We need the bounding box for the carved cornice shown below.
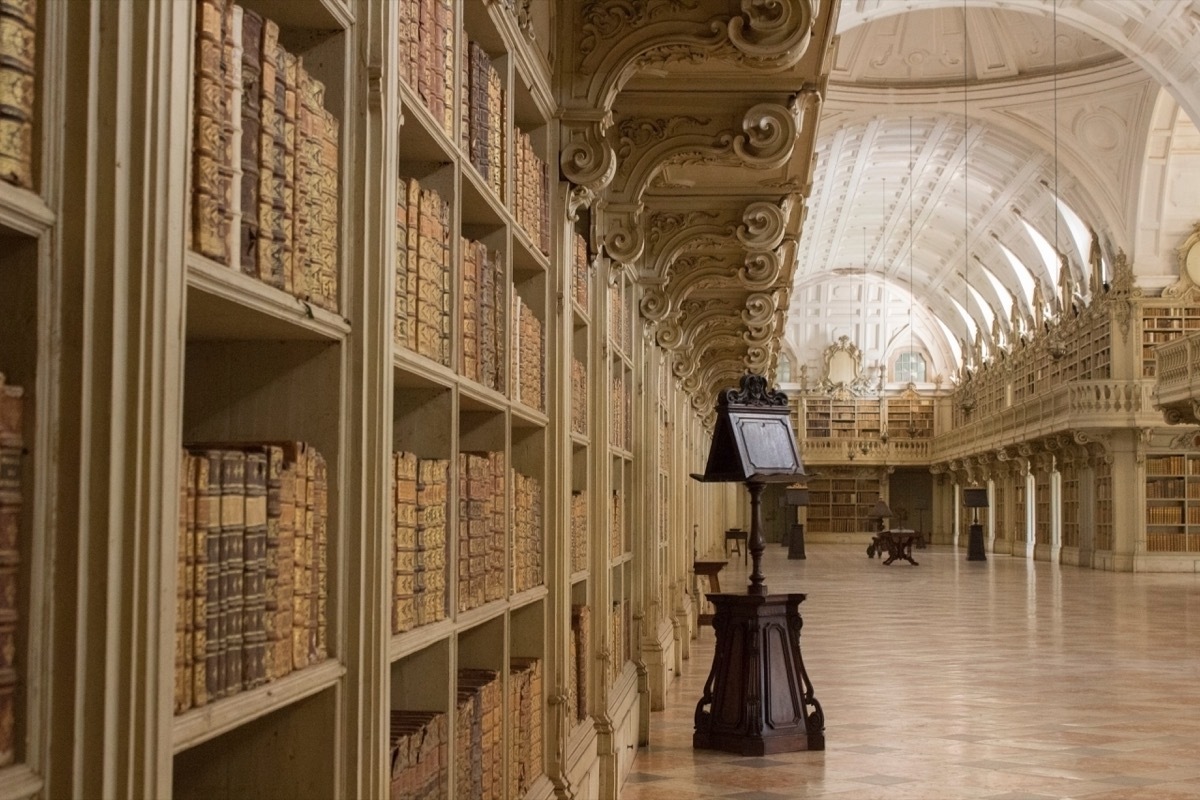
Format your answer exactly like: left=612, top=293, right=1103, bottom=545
left=570, top=0, right=817, bottom=110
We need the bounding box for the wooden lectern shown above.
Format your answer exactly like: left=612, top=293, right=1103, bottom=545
left=690, top=374, right=825, bottom=755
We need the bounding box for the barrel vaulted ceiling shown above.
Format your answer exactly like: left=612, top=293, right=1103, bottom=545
left=784, top=0, right=1200, bottom=386
left=558, top=0, right=839, bottom=416
left=555, top=0, right=1200, bottom=410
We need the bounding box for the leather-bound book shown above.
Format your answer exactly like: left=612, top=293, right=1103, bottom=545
left=255, top=19, right=279, bottom=288
left=262, top=444, right=282, bottom=681
left=192, top=0, right=229, bottom=263
left=0, top=373, right=21, bottom=766
left=218, top=449, right=245, bottom=696
left=238, top=8, right=263, bottom=275
left=0, top=0, right=37, bottom=189
left=195, top=449, right=224, bottom=700
left=242, top=450, right=268, bottom=687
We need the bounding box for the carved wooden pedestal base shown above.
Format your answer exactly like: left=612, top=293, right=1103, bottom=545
left=693, top=593, right=824, bottom=755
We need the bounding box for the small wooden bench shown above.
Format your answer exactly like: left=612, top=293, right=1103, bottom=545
left=724, top=527, right=748, bottom=564
left=693, top=560, right=727, bottom=631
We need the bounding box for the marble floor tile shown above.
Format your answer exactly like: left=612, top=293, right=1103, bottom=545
left=619, top=544, right=1200, bottom=800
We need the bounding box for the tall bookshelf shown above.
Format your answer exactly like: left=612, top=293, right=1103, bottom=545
left=1143, top=454, right=1200, bottom=552
left=1061, top=467, right=1080, bottom=550
left=801, top=396, right=883, bottom=440
left=804, top=472, right=882, bottom=536
left=885, top=395, right=933, bottom=439
left=1095, top=460, right=1114, bottom=552
left=1141, top=304, right=1200, bottom=379
left=0, top=0, right=57, bottom=795
left=1034, top=472, right=1051, bottom=548
left=1013, top=480, right=1027, bottom=546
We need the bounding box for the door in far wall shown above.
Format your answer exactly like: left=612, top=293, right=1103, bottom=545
left=888, top=467, right=932, bottom=535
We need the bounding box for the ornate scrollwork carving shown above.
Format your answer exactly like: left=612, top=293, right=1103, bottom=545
left=602, top=207, right=646, bottom=266
left=561, top=114, right=617, bottom=196
left=739, top=248, right=784, bottom=288
left=731, top=103, right=798, bottom=168
left=737, top=199, right=789, bottom=250
left=579, top=0, right=704, bottom=61
left=639, top=286, right=671, bottom=324
left=727, top=0, right=815, bottom=67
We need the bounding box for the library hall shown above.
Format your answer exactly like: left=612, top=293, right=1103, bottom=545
left=4, top=0, right=1200, bottom=798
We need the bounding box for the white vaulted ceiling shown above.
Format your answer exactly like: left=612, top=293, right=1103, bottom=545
left=783, top=0, right=1200, bottom=385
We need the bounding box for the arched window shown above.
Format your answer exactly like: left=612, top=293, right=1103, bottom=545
left=895, top=351, right=926, bottom=383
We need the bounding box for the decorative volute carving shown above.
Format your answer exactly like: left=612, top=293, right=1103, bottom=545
left=559, top=0, right=836, bottom=404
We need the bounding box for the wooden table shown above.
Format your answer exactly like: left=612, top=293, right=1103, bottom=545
left=693, top=560, right=727, bottom=627
left=723, top=527, right=748, bottom=564
left=867, top=528, right=924, bottom=566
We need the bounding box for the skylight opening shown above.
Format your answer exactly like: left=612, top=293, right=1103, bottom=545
left=979, top=263, right=1014, bottom=318
left=1021, top=219, right=1059, bottom=287
left=997, top=241, right=1037, bottom=314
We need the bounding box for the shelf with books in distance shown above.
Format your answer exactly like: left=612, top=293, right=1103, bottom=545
left=510, top=425, right=545, bottom=596
left=512, top=266, right=547, bottom=415
left=458, top=230, right=506, bottom=395
left=457, top=404, right=506, bottom=614
left=509, top=601, right=548, bottom=798
left=395, top=168, right=454, bottom=369
left=396, top=0, right=456, bottom=143
left=188, top=0, right=345, bottom=317
left=455, top=615, right=505, bottom=800
left=388, top=638, right=451, bottom=800
left=391, top=382, right=452, bottom=638
left=0, top=233, right=38, bottom=782
left=1143, top=455, right=1200, bottom=552
left=461, top=10, right=508, bottom=209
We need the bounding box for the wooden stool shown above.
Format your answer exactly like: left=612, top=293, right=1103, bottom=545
left=693, top=560, right=727, bottom=631
left=724, top=528, right=748, bottom=564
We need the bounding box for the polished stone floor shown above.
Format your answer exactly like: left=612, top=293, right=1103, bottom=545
left=622, top=543, right=1200, bottom=799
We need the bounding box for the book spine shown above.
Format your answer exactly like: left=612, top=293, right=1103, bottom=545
left=219, top=449, right=246, bottom=697
left=192, top=0, right=229, bottom=263
left=190, top=452, right=209, bottom=707
left=256, top=19, right=279, bottom=286
left=317, top=104, right=339, bottom=312
left=263, top=444, right=282, bottom=682
left=226, top=5, right=244, bottom=275
left=405, top=176, right=421, bottom=353
left=270, top=44, right=289, bottom=292
left=175, top=451, right=194, bottom=713
left=0, top=375, right=21, bottom=766
left=281, top=51, right=299, bottom=294
left=0, top=0, right=37, bottom=189
left=393, top=451, right=417, bottom=634
left=198, top=449, right=223, bottom=700
left=242, top=450, right=268, bottom=688
left=312, top=449, right=327, bottom=662
left=291, top=442, right=310, bottom=670
left=238, top=8, right=263, bottom=274
left=275, top=448, right=297, bottom=678
left=395, top=178, right=410, bottom=349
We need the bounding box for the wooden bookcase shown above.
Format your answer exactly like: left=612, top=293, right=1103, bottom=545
left=11, top=0, right=744, bottom=795
left=804, top=472, right=882, bottom=535
left=1013, top=481, right=1027, bottom=546
left=1144, top=455, right=1200, bottom=552
left=1061, top=467, right=1080, bottom=550
left=800, top=396, right=883, bottom=440
left=0, top=0, right=59, bottom=796
left=1034, top=472, right=1051, bottom=548
left=1141, top=304, right=1200, bottom=379
left=885, top=395, right=933, bottom=439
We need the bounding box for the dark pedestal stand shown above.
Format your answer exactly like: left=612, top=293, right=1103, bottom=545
left=967, top=522, right=987, bottom=561
left=693, top=480, right=824, bottom=754
left=693, top=592, right=824, bottom=754
left=787, top=523, right=806, bottom=559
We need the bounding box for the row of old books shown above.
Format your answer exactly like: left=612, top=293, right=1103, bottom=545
left=174, top=442, right=328, bottom=715
left=392, top=452, right=449, bottom=635
left=609, top=282, right=631, bottom=355
left=511, top=470, right=542, bottom=594
left=572, top=232, right=589, bottom=311
left=192, top=0, right=339, bottom=311
left=397, top=0, right=454, bottom=137
left=570, top=490, right=587, bottom=574
left=508, top=657, right=544, bottom=798
left=610, top=369, right=630, bottom=450
left=463, top=40, right=505, bottom=201
left=460, top=237, right=505, bottom=392
left=569, top=605, right=590, bottom=725
left=512, top=294, right=544, bottom=413
left=0, top=0, right=36, bottom=190
left=513, top=129, right=550, bottom=256
left=612, top=598, right=631, bottom=667
left=457, top=451, right=506, bottom=612
left=456, top=667, right=502, bottom=800
left=610, top=491, right=623, bottom=558
left=570, top=357, right=586, bottom=436
left=389, top=709, right=448, bottom=800
left=0, top=373, right=23, bottom=767
left=396, top=177, right=452, bottom=366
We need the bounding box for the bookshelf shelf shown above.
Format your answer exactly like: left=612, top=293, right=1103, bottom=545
left=512, top=402, right=549, bottom=430
left=187, top=253, right=351, bottom=342
left=460, top=165, right=507, bottom=230
left=171, top=658, right=344, bottom=754
left=0, top=184, right=54, bottom=236
left=388, top=615, right=455, bottom=666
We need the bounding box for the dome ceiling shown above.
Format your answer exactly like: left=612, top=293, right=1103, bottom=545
left=784, top=3, right=1162, bottom=384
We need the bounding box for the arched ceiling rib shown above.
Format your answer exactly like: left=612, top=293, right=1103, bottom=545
left=785, top=2, right=1169, bottom=382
